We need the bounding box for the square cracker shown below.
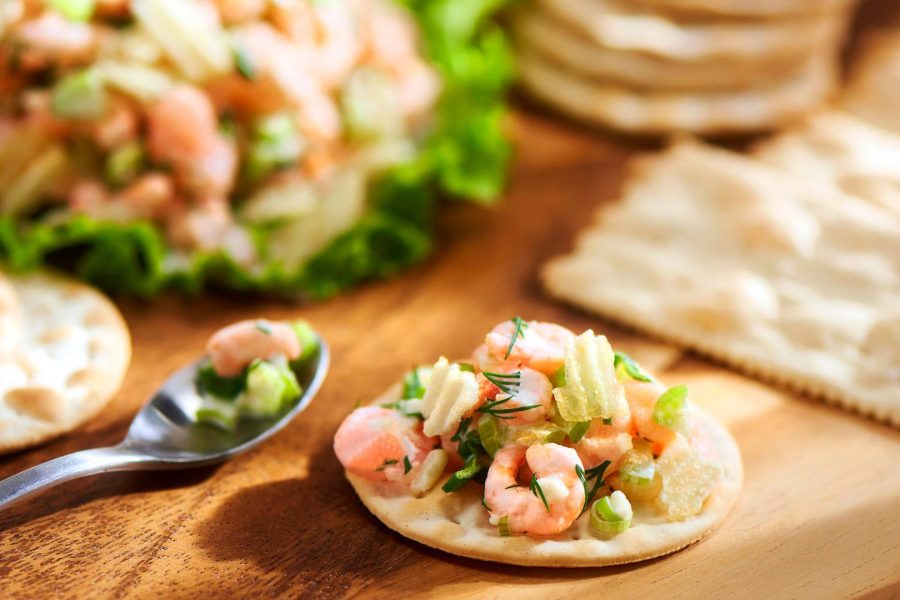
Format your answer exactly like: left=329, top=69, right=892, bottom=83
left=542, top=141, right=900, bottom=426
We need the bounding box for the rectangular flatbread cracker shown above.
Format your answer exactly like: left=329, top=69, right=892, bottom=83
left=542, top=141, right=900, bottom=426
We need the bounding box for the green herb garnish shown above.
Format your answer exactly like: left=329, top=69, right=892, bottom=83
left=614, top=352, right=652, bottom=382
left=576, top=460, right=611, bottom=514
left=255, top=321, right=273, bottom=335
left=477, top=397, right=540, bottom=420
left=602, top=418, right=613, bottom=425
left=196, top=363, right=245, bottom=400
left=233, top=44, right=255, bottom=80
left=403, top=456, right=413, bottom=475
left=505, top=316, right=528, bottom=359
left=402, top=367, right=427, bottom=399
left=375, top=459, right=399, bottom=472
left=529, top=474, right=550, bottom=512
left=442, top=454, right=483, bottom=493
left=482, top=370, right=520, bottom=396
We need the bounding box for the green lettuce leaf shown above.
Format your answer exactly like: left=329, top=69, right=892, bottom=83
left=0, top=0, right=514, bottom=297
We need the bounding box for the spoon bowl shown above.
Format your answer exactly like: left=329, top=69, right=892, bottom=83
left=0, top=338, right=329, bottom=509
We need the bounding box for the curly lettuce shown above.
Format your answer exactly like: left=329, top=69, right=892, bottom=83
left=0, top=0, right=515, bottom=298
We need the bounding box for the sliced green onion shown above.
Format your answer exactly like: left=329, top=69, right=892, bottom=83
left=244, top=112, right=305, bottom=182
left=617, top=472, right=662, bottom=502
left=458, top=363, right=476, bottom=373
left=568, top=421, right=590, bottom=444
left=498, top=515, right=511, bottom=537
left=341, top=67, right=402, bottom=141
left=232, top=43, right=255, bottom=80
left=195, top=397, right=239, bottom=430
left=619, top=443, right=656, bottom=487
left=476, top=416, right=506, bottom=457
left=614, top=351, right=652, bottom=382
left=590, top=491, right=633, bottom=537
left=50, top=0, right=95, bottom=22
left=402, top=366, right=428, bottom=400
left=105, top=142, right=144, bottom=187
left=652, top=385, right=690, bottom=436
left=52, top=69, right=107, bottom=121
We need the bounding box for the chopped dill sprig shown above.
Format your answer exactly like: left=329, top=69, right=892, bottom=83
left=403, top=456, right=412, bottom=474
left=477, top=397, right=540, bottom=420
left=482, top=370, right=521, bottom=396
left=374, top=459, right=399, bottom=472
left=530, top=474, right=550, bottom=512
left=576, top=460, right=611, bottom=514
left=505, top=316, right=528, bottom=359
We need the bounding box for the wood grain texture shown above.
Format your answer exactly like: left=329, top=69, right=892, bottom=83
left=3, top=8, right=900, bottom=594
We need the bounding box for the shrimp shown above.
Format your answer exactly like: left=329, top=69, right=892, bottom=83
left=89, top=100, right=138, bottom=150
left=14, top=12, right=98, bottom=71
left=624, top=380, right=678, bottom=454
left=118, top=173, right=176, bottom=220
left=309, top=0, right=360, bottom=90
left=206, top=319, right=302, bottom=377
left=570, top=415, right=633, bottom=471
left=334, top=406, right=436, bottom=483
left=165, top=198, right=256, bottom=265
left=146, top=86, right=237, bottom=198
left=485, top=320, right=575, bottom=376
left=212, top=0, right=267, bottom=24
left=484, top=443, right=585, bottom=536
left=477, top=366, right=553, bottom=426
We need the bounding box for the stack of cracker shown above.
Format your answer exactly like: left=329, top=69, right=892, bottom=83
left=542, top=33, right=900, bottom=426
left=0, top=271, right=131, bottom=453
left=511, top=0, right=857, bottom=134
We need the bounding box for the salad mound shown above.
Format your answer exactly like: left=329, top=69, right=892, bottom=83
left=334, top=319, right=742, bottom=562
left=0, top=0, right=513, bottom=297
left=195, top=318, right=319, bottom=429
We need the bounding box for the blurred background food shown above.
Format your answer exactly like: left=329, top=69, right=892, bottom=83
left=511, top=0, right=859, bottom=133
left=0, top=0, right=514, bottom=298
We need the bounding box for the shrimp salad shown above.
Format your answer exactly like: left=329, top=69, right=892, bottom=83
left=0, top=0, right=513, bottom=296
left=194, top=318, right=319, bottom=429
left=335, top=319, right=725, bottom=539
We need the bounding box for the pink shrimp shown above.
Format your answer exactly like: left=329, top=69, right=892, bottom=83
left=570, top=415, right=633, bottom=471
left=624, top=380, right=678, bottom=455
left=485, top=320, right=575, bottom=376
left=89, top=101, right=138, bottom=150
left=212, top=0, right=267, bottom=24
left=14, top=12, right=98, bottom=71
left=146, top=85, right=237, bottom=198
left=118, top=173, right=176, bottom=220
left=334, top=406, right=436, bottom=483
left=484, top=443, right=585, bottom=536
left=476, top=366, right=553, bottom=426
left=165, top=199, right=256, bottom=265
left=206, top=319, right=301, bottom=377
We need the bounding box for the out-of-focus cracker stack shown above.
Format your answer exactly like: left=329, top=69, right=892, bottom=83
left=0, top=271, right=131, bottom=453
left=511, top=0, right=857, bottom=134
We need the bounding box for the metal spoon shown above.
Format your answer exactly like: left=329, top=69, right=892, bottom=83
left=0, top=339, right=329, bottom=510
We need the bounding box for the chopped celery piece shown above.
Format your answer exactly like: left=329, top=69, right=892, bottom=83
left=196, top=397, right=239, bottom=430
left=652, top=385, right=690, bottom=436
left=196, top=362, right=244, bottom=400
left=105, top=143, right=144, bottom=187
left=614, top=351, right=652, bottom=382
left=341, top=67, right=402, bottom=141
left=50, top=0, right=95, bottom=21
left=568, top=420, right=590, bottom=444
left=290, top=320, right=319, bottom=362
left=240, top=359, right=301, bottom=417
left=477, top=415, right=506, bottom=457
left=509, top=422, right=565, bottom=447
left=552, top=331, right=628, bottom=422
left=52, top=69, right=107, bottom=121
left=590, top=491, right=633, bottom=537
left=497, top=515, right=511, bottom=537
left=617, top=472, right=662, bottom=502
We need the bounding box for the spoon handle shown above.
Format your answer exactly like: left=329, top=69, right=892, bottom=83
left=0, top=446, right=156, bottom=510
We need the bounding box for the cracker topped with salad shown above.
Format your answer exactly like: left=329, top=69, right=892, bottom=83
left=334, top=319, right=742, bottom=567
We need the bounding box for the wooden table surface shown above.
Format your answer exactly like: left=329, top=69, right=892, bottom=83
left=4, top=7, right=900, bottom=596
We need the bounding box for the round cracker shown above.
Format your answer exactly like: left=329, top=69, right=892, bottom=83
left=628, top=0, right=854, bottom=18
left=517, top=48, right=836, bottom=134
left=511, top=5, right=827, bottom=92
left=0, top=271, right=131, bottom=454
left=538, top=0, right=850, bottom=62
left=345, top=385, right=743, bottom=567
